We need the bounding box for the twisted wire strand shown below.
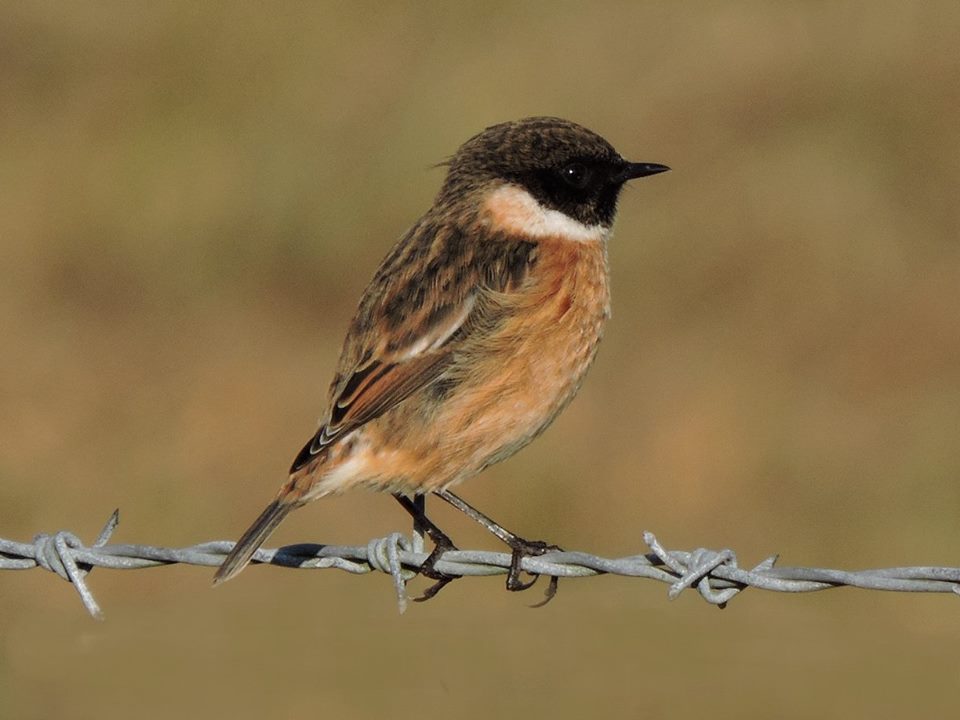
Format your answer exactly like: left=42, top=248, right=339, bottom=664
left=2, top=510, right=959, bottom=619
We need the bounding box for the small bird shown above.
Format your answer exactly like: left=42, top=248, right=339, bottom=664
left=213, top=117, right=668, bottom=596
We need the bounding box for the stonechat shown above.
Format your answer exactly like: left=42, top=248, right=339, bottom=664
left=213, top=117, right=668, bottom=598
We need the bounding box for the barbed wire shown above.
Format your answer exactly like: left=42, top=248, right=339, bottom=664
left=2, top=509, right=959, bottom=619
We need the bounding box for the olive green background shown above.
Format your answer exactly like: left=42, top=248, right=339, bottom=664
left=2, top=3, right=959, bottom=718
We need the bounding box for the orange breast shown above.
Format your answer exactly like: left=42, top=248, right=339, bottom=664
left=298, top=233, right=612, bottom=498
left=419, top=234, right=611, bottom=489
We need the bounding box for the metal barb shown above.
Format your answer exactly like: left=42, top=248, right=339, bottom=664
left=4, top=513, right=960, bottom=619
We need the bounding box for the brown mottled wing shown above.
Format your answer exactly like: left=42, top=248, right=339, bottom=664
left=290, top=220, right=536, bottom=473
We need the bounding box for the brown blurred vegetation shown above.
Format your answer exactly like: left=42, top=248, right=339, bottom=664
left=2, top=3, right=959, bottom=719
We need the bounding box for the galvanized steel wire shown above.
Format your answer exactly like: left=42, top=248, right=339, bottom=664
left=2, top=510, right=959, bottom=619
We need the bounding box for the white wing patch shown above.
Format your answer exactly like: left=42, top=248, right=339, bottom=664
left=396, top=292, right=477, bottom=361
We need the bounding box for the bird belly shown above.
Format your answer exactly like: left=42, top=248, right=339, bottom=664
left=432, top=239, right=610, bottom=487
left=305, top=235, right=610, bottom=497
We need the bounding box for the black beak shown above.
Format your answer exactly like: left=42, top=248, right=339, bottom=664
left=617, top=162, right=671, bottom=182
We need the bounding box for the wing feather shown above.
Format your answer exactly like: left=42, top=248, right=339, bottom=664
left=289, top=220, right=536, bottom=473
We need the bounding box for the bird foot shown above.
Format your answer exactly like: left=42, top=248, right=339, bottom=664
left=412, top=533, right=461, bottom=603
left=507, top=538, right=562, bottom=607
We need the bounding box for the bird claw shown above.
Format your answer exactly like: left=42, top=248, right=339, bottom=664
left=507, top=539, right=562, bottom=606
left=412, top=534, right=461, bottom=603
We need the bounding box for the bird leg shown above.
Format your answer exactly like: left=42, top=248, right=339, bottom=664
left=394, top=494, right=460, bottom=602
left=434, top=489, right=560, bottom=604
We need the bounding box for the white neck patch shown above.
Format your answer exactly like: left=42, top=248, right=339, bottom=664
left=482, top=184, right=610, bottom=243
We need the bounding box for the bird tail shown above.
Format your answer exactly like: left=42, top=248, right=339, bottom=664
left=213, top=499, right=297, bottom=586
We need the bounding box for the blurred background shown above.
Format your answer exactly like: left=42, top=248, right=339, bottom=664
left=2, top=2, right=959, bottom=718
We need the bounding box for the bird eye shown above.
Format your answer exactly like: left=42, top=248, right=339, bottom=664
left=559, top=162, right=591, bottom=190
